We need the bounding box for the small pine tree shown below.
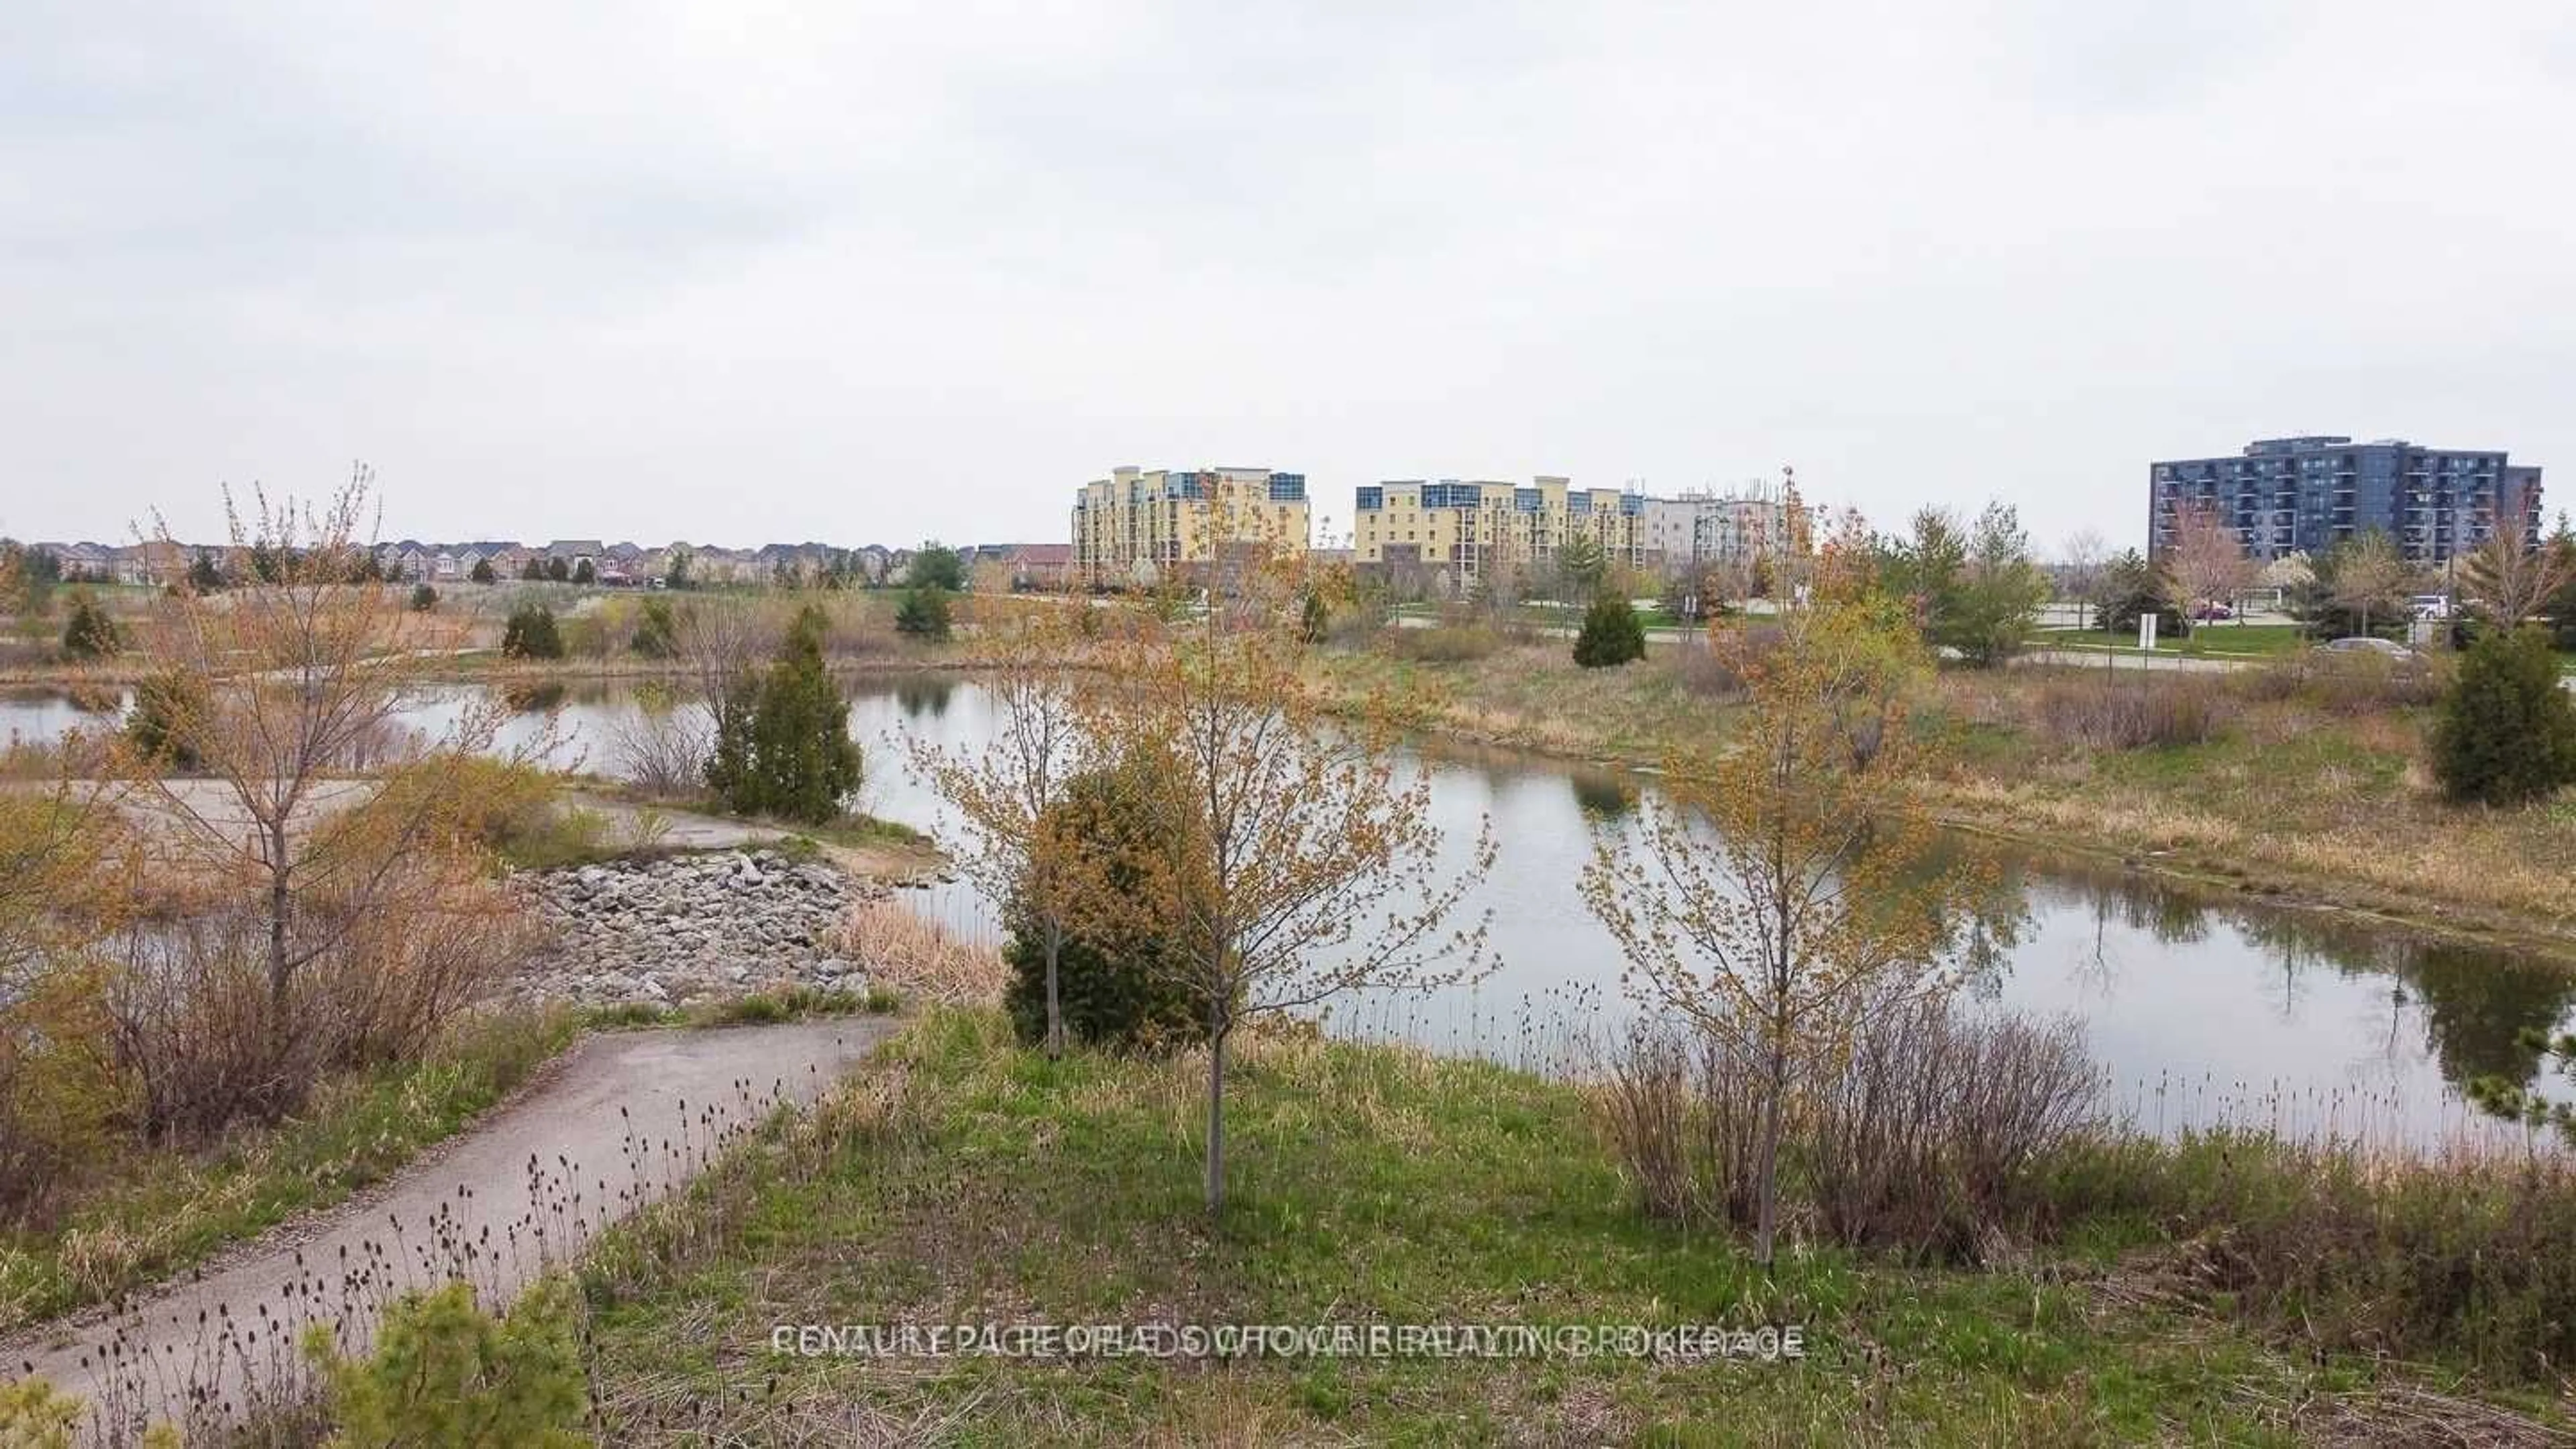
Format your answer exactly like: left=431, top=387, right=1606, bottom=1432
left=1002, top=763, right=1200, bottom=1051
left=60, top=592, right=119, bottom=659
left=470, top=557, right=497, bottom=584
left=189, top=550, right=225, bottom=593
left=545, top=557, right=569, bottom=583
left=409, top=582, right=439, bottom=612
left=500, top=604, right=564, bottom=659
left=127, top=669, right=210, bottom=770
left=2433, top=627, right=2576, bottom=805
left=304, top=1279, right=587, bottom=1449
left=1300, top=590, right=1330, bottom=644
left=519, top=557, right=546, bottom=582
left=894, top=586, right=952, bottom=640
left=631, top=596, right=678, bottom=658
left=572, top=558, right=596, bottom=585
left=1572, top=592, right=1646, bottom=668
left=708, top=606, right=863, bottom=822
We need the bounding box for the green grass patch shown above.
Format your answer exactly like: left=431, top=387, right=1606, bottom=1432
left=0, top=1010, right=580, bottom=1336
left=572, top=1009, right=2538, bottom=1444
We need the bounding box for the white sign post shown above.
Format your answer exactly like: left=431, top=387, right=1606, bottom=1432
left=2138, top=612, right=2158, bottom=651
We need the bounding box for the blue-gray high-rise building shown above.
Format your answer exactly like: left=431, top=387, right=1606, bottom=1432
left=2149, top=436, right=2542, bottom=566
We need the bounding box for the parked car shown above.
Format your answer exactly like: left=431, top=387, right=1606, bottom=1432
left=2192, top=602, right=2235, bottom=621
left=2409, top=594, right=2451, bottom=621
left=2322, top=636, right=2429, bottom=674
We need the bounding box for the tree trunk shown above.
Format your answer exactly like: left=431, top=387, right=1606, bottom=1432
left=1205, top=1006, right=1229, bottom=1217
left=1753, top=1042, right=1786, bottom=1273
left=1042, top=918, right=1065, bottom=1061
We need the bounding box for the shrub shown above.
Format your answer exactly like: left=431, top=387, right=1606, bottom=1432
left=0, top=1375, right=83, bottom=1447
left=470, top=558, right=496, bottom=584
left=500, top=604, right=564, bottom=660
left=2035, top=1131, right=2576, bottom=1383
left=2245, top=648, right=2445, bottom=714
left=1299, top=590, right=1330, bottom=644
left=1805, top=1000, right=2100, bottom=1258
left=0, top=960, right=125, bottom=1224
left=125, top=668, right=210, bottom=770
left=1594, top=1002, right=2102, bottom=1263
left=704, top=605, right=862, bottom=823
left=894, top=586, right=951, bottom=640
left=306, top=1277, right=588, bottom=1447
left=1002, top=765, right=1199, bottom=1051
left=2434, top=626, right=2576, bottom=805
left=58, top=593, right=117, bottom=660
left=2029, top=673, right=2233, bottom=749
left=630, top=597, right=678, bottom=659
left=409, top=583, right=439, bottom=612
left=1382, top=623, right=1499, bottom=663
left=1571, top=594, right=1645, bottom=668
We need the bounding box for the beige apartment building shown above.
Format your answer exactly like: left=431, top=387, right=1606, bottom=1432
left=1640, top=486, right=1796, bottom=576
left=1070, top=466, right=1311, bottom=585
left=1352, top=476, right=1648, bottom=588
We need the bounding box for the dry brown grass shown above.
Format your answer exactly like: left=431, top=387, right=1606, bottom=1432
left=840, top=898, right=1007, bottom=1005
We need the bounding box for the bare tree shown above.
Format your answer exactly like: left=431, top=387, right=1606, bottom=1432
left=2459, top=511, right=2572, bottom=629
left=2059, top=529, right=2107, bottom=632
left=117, top=467, right=551, bottom=1097
left=1095, top=557, right=1494, bottom=1214
left=1582, top=598, right=1982, bottom=1269
left=2159, top=502, right=2256, bottom=636
left=906, top=602, right=1090, bottom=1058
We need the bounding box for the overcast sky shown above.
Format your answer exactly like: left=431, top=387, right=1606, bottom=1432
left=5, top=1, right=2570, bottom=552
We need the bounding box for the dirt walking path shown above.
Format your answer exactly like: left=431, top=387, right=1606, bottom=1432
left=5, top=1017, right=895, bottom=1443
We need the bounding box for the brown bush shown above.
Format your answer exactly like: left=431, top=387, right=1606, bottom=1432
left=2245, top=649, right=2447, bottom=714
left=100, top=868, right=533, bottom=1141
left=1806, top=1000, right=2101, bottom=1258
left=0, top=960, right=128, bottom=1223
left=2029, top=672, right=2235, bottom=749
left=1594, top=1002, right=2102, bottom=1261
left=1591, top=1023, right=1764, bottom=1229
left=1381, top=623, right=1502, bottom=663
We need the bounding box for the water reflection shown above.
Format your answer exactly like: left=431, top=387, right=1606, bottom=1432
left=890, top=676, right=955, bottom=720
left=5, top=676, right=2571, bottom=1144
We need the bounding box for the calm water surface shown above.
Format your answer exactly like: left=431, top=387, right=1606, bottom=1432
left=9, top=676, right=2571, bottom=1146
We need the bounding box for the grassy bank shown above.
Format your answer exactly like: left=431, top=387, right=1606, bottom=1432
left=572, top=1010, right=2563, bottom=1445
left=0, top=1010, right=578, bottom=1337
left=1312, top=637, right=2576, bottom=951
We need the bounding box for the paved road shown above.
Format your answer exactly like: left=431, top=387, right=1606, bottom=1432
left=5, top=1018, right=895, bottom=1443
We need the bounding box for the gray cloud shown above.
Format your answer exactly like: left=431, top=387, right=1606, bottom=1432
left=3, top=0, right=2567, bottom=552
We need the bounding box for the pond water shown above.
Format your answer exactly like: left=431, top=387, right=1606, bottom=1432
left=8, top=676, right=2571, bottom=1147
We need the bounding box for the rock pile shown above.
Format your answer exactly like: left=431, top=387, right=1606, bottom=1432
left=519, top=849, right=875, bottom=1007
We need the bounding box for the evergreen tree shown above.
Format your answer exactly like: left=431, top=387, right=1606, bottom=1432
left=1002, top=764, right=1199, bottom=1051
left=631, top=596, right=678, bottom=658
left=894, top=586, right=952, bottom=639
left=1572, top=592, right=1646, bottom=667
left=1299, top=589, right=1331, bottom=644
left=409, top=583, right=439, bottom=612
left=707, top=606, right=863, bottom=822
left=60, top=592, right=119, bottom=659
left=2096, top=549, right=2181, bottom=637
left=189, top=550, right=225, bottom=593
left=519, top=557, right=546, bottom=582
left=909, top=541, right=967, bottom=592
left=2433, top=628, right=2576, bottom=806
left=545, top=556, right=570, bottom=583
left=500, top=604, right=564, bottom=659
left=127, top=668, right=210, bottom=770
left=470, top=557, right=496, bottom=584
left=572, top=558, right=596, bottom=585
